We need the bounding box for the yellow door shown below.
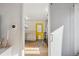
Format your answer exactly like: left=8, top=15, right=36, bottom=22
left=36, top=23, right=44, bottom=40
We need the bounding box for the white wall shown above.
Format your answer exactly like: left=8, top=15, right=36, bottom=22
left=0, top=15, right=1, bottom=38
left=50, top=3, right=74, bottom=56
left=23, top=3, right=48, bottom=20
left=0, top=4, right=22, bottom=56
left=74, top=4, right=79, bottom=55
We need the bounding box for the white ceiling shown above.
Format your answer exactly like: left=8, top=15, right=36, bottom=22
left=23, top=3, right=48, bottom=20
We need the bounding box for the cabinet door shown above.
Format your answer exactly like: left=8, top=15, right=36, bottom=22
left=50, top=26, right=64, bottom=56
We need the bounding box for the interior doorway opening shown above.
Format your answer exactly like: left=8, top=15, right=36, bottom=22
left=22, top=3, right=49, bottom=56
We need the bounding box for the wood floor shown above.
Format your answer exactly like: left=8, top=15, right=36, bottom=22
left=24, top=40, right=48, bottom=56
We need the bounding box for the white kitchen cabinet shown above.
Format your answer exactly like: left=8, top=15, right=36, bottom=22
left=0, top=47, right=12, bottom=56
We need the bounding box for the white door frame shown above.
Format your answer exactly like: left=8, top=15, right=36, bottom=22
left=48, top=3, right=51, bottom=56
left=21, top=4, right=25, bottom=56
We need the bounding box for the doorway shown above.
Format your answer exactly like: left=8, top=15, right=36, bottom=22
left=22, top=3, right=48, bottom=56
